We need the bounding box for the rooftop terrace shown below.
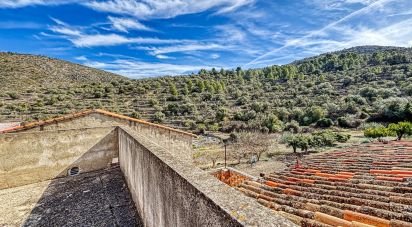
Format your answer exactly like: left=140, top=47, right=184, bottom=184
left=0, top=109, right=295, bottom=227
left=0, top=166, right=142, bottom=226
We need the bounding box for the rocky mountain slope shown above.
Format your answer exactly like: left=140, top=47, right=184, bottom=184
left=0, top=52, right=124, bottom=91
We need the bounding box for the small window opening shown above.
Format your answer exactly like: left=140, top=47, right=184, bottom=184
left=68, top=167, right=80, bottom=176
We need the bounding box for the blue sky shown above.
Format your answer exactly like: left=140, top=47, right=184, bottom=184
left=0, top=0, right=411, bottom=78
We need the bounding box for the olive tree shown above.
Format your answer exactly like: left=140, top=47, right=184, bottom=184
left=388, top=121, right=412, bottom=140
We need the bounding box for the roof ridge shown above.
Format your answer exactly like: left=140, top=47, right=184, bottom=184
left=0, top=109, right=197, bottom=137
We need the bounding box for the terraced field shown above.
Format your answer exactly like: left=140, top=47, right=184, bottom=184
left=2, top=48, right=412, bottom=134
left=215, top=141, right=412, bottom=226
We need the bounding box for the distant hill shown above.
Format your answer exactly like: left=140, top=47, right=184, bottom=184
left=0, top=46, right=411, bottom=132
left=0, top=52, right=125, bottom=91
left=293, top=46, right=412, bottom=65
left=336, top=45, right=409, bottom=54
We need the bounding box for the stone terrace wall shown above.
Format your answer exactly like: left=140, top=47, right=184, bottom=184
left=25, top=113, right=193, bottom=159
left=118, top=127, right=295, bottom=227
left=0, top=127, right=118, bottom=189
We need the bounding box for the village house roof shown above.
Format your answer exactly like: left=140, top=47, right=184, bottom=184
left=227, top=141, right=412, bottom=226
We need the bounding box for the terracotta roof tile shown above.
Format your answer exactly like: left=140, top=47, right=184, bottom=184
left=217, top=141, right=412, bottom=226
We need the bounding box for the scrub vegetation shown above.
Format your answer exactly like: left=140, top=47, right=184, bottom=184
left=2, top=46, right=412, bottom=169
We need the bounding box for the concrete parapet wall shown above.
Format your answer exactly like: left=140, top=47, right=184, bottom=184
left=26, top=113, right=193, bottom=158
left=0, top=127, right=118, bottom=189
left=118, top=127, right=295, bottom=227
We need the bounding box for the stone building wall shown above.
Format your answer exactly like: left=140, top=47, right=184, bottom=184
left=23, top=113, right=193, bottom=159
left=0, top=127, right=118, bottom=189
left=118, top=127, right=295, bottom=227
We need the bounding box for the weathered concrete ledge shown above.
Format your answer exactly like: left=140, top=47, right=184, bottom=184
left=15, top=111, right=195, bottom=160
left=119, top=126, right=296, bottom=227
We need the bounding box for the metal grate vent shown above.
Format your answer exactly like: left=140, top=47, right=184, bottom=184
left=68, top=167, right=80, bottom=176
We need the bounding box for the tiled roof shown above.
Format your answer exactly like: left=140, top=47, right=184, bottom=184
left=222, top=141, right=412, bottom=226
left=0, top=109, right=197, bottom=137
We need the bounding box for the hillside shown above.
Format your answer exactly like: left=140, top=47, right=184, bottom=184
left=292, top=46, right=411, bottom=64
left=0, top=52, right=124, bottom=91
left=0, top=46, right=411, bottom=133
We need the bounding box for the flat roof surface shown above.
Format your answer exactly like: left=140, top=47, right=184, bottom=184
left=0, top=166, right=142, bottom=226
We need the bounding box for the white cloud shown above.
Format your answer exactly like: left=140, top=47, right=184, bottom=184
left=82, top=59, right=219, bottom=78
left=307, top=0, right=379, bottom=11
left=49, top=26, right=82, bottom=36
left=83, top=0, right=255, bottom=19
left=49, top=17, right=83, bottom=36
left=245, top=0, right=399, bottom=67
left=336, top=18, right=412, bottom=47
left=48, top=18, right=183, bottom=47
left=0, top=0, right=254, bottom=18
left=215, top=0, right=254, bottom=14
left=75, top=56, right=88, bottom=61
left=0, top=0, right=78, bottom=8
left=145, top=43, right=226, bottom=55
left=155, top=54, right=174, bottom=59
left=0, top=0, right=50, bottom=8
left=214, top=24, right=247, bottom=42
left=108, top=16, right=153, bottom=32
left=72, top=34, right=182, bottom=47
left=210, top=53, right=220, bottom=59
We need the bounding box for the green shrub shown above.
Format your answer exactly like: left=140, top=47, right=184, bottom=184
left=310, top=131, right=337, bottom=147
left=335, top=133, right=351, bottom=143
left=149, top=98, right=159, bottom=106
left=316, top=118, right=333, bottom=128
left=184, top=120, right=197, bottom=130
left=250, top=102, right=268, bottom=113
left=301, top=106, right=325, bottom=125
left=45, top=96, right=58, bottom=105
left=359, top=87, right=378, bottom=100
left=262, top=114, right=284, bottom=133
left=207, top=123, right=220, bottom=131
left=235, top=96, right=249, bottom=106
left=215, top=108, right=228, bottom=122
left=403, top=84, right=412, bottom=96
left=130, top=112, right=141, bottom=119
left=364, top=126, right=392, bottom=139
left=337, top=117, right=361, bottom=128
left=153, top=111, right=165, bottom=123
left=284, top=120, right=300, bottom=133
left=7, top=92, right=19, bottom=100
left=169, top=83, right=178, bottom=96
left=166, top=95, right=179, bottom=101
left=234, top=110, right=257, bottom=121
left=197, top=123, right=207, bottom=134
